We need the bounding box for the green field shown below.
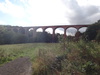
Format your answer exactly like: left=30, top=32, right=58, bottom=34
left=0, top=43, right=62, bottom=64
left=0, top=41, right=100, bottom=75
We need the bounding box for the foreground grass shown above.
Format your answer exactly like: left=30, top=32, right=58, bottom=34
left=0, top=41, right=100, bottom=75
left=0, top=43, right=62, bottom=65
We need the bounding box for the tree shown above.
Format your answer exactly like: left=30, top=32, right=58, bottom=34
left=84, top=20, right=100, bottom=41
left=0, top=25, right=59, bottom=44
left=0, top=26, right=7, bottom=44
left=33, top=32, right=52, bottom=43
left=95, top=30, right=100, bottom=42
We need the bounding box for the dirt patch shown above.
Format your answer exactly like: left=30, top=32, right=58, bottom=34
left=0, top=57, right=32, bottom=75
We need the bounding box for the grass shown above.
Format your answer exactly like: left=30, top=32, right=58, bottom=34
left=0, top=41, right=100, bottom=75
left=0, top=43, right=62, bottom=65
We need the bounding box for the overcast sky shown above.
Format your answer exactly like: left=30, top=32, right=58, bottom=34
left=0, top=0, right=100, bottom=27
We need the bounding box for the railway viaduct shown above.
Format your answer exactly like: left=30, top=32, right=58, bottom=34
left=8, top=25, right=90, bottom=39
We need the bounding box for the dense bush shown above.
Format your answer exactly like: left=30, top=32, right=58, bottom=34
left=83, top=20, right=100, bottom=41
left=31, top=39, right=100, bottom=75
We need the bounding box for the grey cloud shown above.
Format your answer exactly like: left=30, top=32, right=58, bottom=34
left=85, top=6, right=99, bottom=16
left=62, top=0, right=100, bottom=24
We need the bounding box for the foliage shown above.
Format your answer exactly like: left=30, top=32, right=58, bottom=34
left=63, top=40, right=100, bottom=75
left=33, top=32, right=52, bottom=43
left=0, top=25, right=59, bottom=44
left=95, top=30, right=100, bottom=42
left=0, top=42, right=100, bottom=75
left=84, top=20, right=100, bottom=41
left=32, top=40, right=100, bottom=75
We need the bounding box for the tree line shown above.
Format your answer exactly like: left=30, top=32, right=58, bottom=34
left=0, top=20, right=100, bottom=44
left=83, top=20, right=100, bottom=42
left=0, top=25, right=59, bottom=44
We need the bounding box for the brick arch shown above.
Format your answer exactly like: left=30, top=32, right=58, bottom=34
left=45, top=27, right=53, bottom=34
left=23, top=25, right=90, bottom=41
left=36, top=27, right=43, bottom=32
left=77, top=26, right=89, bottom=29
left=66, top=26, right=78, bottom=29
left=55, top=27, right=64, bottom=33
left=66, top=27, right=78, bottom=36
left=28, top=28, right=34, bottom=31
left=78, top=27, right=88, bottom=33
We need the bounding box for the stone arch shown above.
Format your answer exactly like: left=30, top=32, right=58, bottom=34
left=66, top=27, right=77, bottom=36
left=45, top=28, right=53, bottom=34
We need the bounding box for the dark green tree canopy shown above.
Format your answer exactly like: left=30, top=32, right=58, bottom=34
left=0, top=25, right=59, bottom=44
left=84, top=20, right=100, bottom=41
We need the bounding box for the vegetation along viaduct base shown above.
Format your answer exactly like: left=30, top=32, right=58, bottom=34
left=7, top=25, right=90, bottom=40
